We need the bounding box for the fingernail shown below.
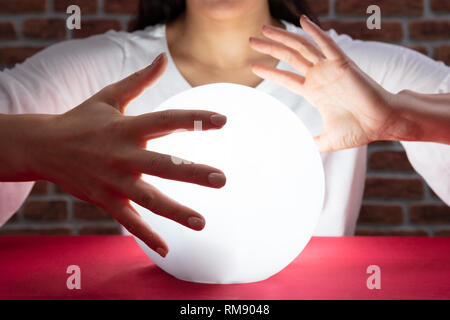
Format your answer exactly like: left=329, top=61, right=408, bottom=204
left=187, top=217, right=205, bottom=230
left=156, top=247, right=167, bottom=257
left=208, top=172, right=226, bottom=188
left=210, top=114, right=227, bottom=127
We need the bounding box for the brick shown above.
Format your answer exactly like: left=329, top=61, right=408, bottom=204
left=336, top=0, right=423, bottom=15
left=434, top=45, right=450, bottom=66
left=30, top=181, right=49, bottom=195
left=369, top=151, right=414, bottom=172
left=409, top=20, right=450, bottom=40
left=435, top=230, right=450, bottom=236
left=0, top=227, right=72, bottom=236
left=0, top=46, right=45, bottom=67
left=53, top=183, right=67, bottom=194
left=429, top=187, right=441, bottom=200
left=355, top=229, right=429, bottom=236
left=409, top=205, right=450, bottom=224
left=23, top=19, right=66, bottom=40
left=54, top=0, right=98, bottom=13
left=79, top=225, right=121, bottom=235
left=104, top=0, right=139, bottom=14
left=0, top=0, right=46, bottom=13
left=406, top=45, right=429, bottom=56
left=363, top=177, right=424, bottom=199
left=0, top=22, right=16, bottom=40
left=23, top=201, right=67, bottom=221
left=430, top=0, right=450, bottom=13
left=73, top=201, right=113, bottom=221
left=321, top=20, right=403, bottom=41
left=127, top=18, right=137, bottom=32
left=4, top=212, right=20, bottom=224
left=305, top=0, right=329, bottom=15
left=72, top=19, right=122, bottom=39
left=357, top=204, right=403, bottom=224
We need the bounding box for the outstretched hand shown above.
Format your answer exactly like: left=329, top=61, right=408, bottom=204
left=28, top=53, right=227, bottom=257
left=250, top=15, right=402, bottom=152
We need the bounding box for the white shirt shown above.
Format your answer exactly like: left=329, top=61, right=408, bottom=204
left=1, top=21, right=449, bottom=234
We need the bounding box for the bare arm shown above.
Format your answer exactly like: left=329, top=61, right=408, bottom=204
left=392, top=91, right=450, bottom=145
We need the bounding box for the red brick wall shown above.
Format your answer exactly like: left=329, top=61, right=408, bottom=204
left=0, top=0, right=449, bottom=236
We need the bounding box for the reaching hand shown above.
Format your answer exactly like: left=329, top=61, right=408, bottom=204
left=26, top=53, right=227, bottom=257
left=250, top=15, right=403, bottom=152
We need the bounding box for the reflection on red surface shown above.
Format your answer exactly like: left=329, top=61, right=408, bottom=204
left=0, top=235, right=449, bottom=299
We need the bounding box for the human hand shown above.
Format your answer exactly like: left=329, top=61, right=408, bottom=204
left=250, top=15, right=407, bottom=152
left=26, top=53, right=227, bottom=257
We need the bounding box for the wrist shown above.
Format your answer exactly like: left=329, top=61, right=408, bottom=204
left=382, top=90, right=425, bottom=142
left=25, top=114, right=61, bottom=181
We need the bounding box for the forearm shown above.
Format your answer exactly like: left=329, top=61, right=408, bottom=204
left=392, top=90, right=450, bottom=145
left=0, top=114, right=52, bottom=181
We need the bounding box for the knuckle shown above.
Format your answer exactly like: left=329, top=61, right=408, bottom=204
left=288, top=50, right=303, bottom=66
left=189, top=166, right=203, bottom=182
left=158, top=110, right=176, bottom=128
left=149, top=155, right=169, bottom=176
left=132, top=70, right=145, bottom=80
left=127, top=70, right=145, bottom=86
left=102, top=83, right=116, bottom=95
left=323, top=32, right=332, bottom=41
left=140, top=192, right=156, bottom=211
left=107, top=118, right=126, bottom=135
left=187, top=111, right=199, bottom=123
left=83, top=187, right=105, bottom=204
left=100, top=84, right=120, bottom=108
left=285, top=49, right=294, bottom=63
left=123, top=223, right=141, bottom=238
left=268, top=43, right=278, bottom=55
left=144, top=239, right=158, bottom=251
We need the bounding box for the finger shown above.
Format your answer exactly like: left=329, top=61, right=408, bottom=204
left=300, top=15, right=345, bottom=60
left=103, top=198, right=169, bottom=257
left=261, top=24, right=325, bottom=63
left=251, top=63, right=305, bottom=95
left=101, top=53, right=168, bottom=112
left=249, top=37, right=313, bottom=74
left=127, top=109, right=227, bottom=140
left=124, top=179, right=206, bottom=231
left=126, top=150, right=226, bottom=188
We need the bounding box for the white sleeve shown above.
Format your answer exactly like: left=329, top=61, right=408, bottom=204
left=400, top=73, right=450, bottom=205
left=0, top=31, right=127, bottom=226
left=335, top=35, right=450, bottom=205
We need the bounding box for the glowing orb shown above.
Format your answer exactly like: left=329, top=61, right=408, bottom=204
left=130, top=83, right=324, bottom=284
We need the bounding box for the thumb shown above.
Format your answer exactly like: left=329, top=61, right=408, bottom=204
left=314, top=133, right=333, bottom=153
left=103, top=52, right=168, bottom=113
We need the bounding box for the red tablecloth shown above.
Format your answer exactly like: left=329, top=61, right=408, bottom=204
left=0, top=236, right=449, bottom=300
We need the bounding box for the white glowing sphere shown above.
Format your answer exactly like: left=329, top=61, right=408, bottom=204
left=129, top=83, right=324, bottom=284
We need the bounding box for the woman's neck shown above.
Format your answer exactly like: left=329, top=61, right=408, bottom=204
left=166, top=4, right=283, bottom=71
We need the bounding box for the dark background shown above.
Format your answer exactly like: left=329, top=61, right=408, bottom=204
left=0, top=0, right=449, bottom=236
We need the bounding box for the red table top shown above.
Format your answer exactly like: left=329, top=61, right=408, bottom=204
left=0, top=235, right=449, bottom=300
